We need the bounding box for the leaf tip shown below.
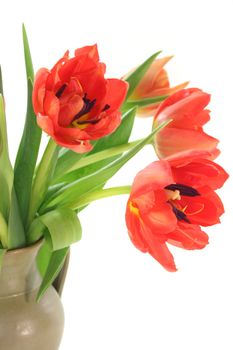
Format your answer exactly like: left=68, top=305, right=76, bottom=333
left=22, top=23, right=26, bottom=34
left=151, top=50, right=162, bottom=60
left=36, top=289, right=44, bottom=303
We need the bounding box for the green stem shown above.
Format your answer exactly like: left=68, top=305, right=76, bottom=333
left=52, top=139, right=144, bottom=183
left=41, top=122, right=170, bottom=212
left=0, top=95, right=14, bottom=221
left=0, top=249, right=6, bottom=272
left=27, top=138, right=59, bottom=229
left=27, top=218, right=45, bottom=245
left=122, top=95, right=168, bottom=112
left=64, top=185, right=131, bottom=211
left=0, top=211, right=8, bottom=248
left=70, top=140, right=143, bottom=172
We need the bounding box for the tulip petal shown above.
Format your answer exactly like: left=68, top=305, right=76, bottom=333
left=140, top=222, right=177, bottom=271
left=58, top=56, right=82, bottom=82
left=55, top=124, right=90, bottom=140
left=176, top=191, right=224, bottom=226
left=37, top=113, right=54, bottom=137
left=47, top=51, right=69, bottom=89
left=126, top=201, right=148, bottom=252
left=32, top=68, right=50, bottom=114
left=147, top=81, right=189, bottom=100
left=75, top=44, right=99, bottom=61
left=148, top=240, right=177, bottom=272
left=130, top=160, right=174, bottom=198
left=154, top=88, right=210, bottom=122
left=43, top=91, right=60, bottom=121
left=132, top=57, right=172, bottom=98
left=165, top=150, right=212, bottom=166
left=167, top=223, right=209, bottom=250
left=163, top=109, right=211, bottom=130
left=172, top=159, right=229, bottom=190
left=54, top=136, right=93, bottom=153
left=126, top=201, right=177, bottom=272
left=202, top=190, right=225, bottom=217
left=136, top=81, right=189, bottom=117
left=103, top=79, right=128, bottom=112
left=140, top=201, right=177, bottom=235
left=78, top=67, right=107, bottom=103
left=84, top=111, right=122, bottom=139
left=58, top=94, right=84, bottom=127
left=155, top=127, right=219, bottom=159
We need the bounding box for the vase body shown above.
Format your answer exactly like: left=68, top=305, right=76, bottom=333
left=0, top=240, right=64, bottom=350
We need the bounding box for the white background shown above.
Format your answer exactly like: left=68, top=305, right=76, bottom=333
left=1, top=0, right=233, bottom=349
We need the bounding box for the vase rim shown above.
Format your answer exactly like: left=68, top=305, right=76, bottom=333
left=5, top=239, right=44, bottom=256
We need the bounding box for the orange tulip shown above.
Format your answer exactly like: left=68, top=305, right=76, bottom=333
left=125, top=155, right=228, bottom=271
left=127, top=56, right=188, bottom=116
left=154, top=88, right=220, bottom=159
left=33, top=45, right=128, bottom=153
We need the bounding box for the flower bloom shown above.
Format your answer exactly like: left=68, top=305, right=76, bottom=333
left=33, top=45, right=128, bottom=153
left=126, top=56, right=188, bottom=116
left=125, top=156, right=228, bottom=271
left=153, top=88, right=220, bottom=159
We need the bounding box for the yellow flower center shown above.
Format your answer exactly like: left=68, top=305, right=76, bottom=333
left=129, top=201, right=140, bottom=217
left=165, top=189, right=181, bottom=201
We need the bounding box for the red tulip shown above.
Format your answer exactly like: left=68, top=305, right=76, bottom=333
left=127, top=56, right=188, bottom=116
left=153, top=88, right=220, bottom=159
left=33, top=45, right=128, bottom=153
left=125, top=157, right=228, bottom=271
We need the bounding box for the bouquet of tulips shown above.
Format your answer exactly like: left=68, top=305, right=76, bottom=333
left=0, top=26, right=228, bottom=300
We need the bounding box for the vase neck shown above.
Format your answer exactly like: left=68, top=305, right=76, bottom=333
left=0, top=241, right=42, bottom=298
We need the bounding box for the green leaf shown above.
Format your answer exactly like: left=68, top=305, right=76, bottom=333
left=37, top=246, right=69, bottom=302
left=37, top=238, right=70, bottom=297
left=0, top=65, right=3, bottom=96
left=27, top=139, right=59, bottom=229
left=31, top=207, right=82, bottom=301
left=14, top=26, right=41, bottom=229
left=36, top=238, right=52, bottom=277
left=43, top=108, right=137, bottom=207
left=14, top=79, right=42, bottom=228
left=0, top=211, right=8, bottom=248
left=0, top=174, right=11, bottom=221
left=125, top=51, right=161, bottom=99
left=70, top=185, right=131, bottom=211
left=53, top=107, right=136, bottom=182
left=43, top=183, right=66, bottom=204
left=53, top=151, right=84, bottom=184
left=27, top=219, right=45, bottom=245
left=0, top=94, right=13, bottom=220
left=22, top=24, right=34, bottom=80
left=7, top=188, right=26, bottom=249
left=123, top=95, right=168, bottom=111
left=28, top=207, right=82, bottom=250
left=0, top=248, right=6, bottom=273
left=55, top=140, right=141, bottom=184
left=42, top=121, right=169, bottom=211
left=0, top=95, right=26, bottom=248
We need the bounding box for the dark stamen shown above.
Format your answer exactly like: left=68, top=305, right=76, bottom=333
left=102, top=104, right=110, bottom=111
left=76, top=119, right=100, bottom=125
left=73, top=94, right=96, bottom=121
left=165, top=183, right=200, bottom=197
left=55, top=84, right=67, bottom=98
left=168, top=202, right=190, bottom=223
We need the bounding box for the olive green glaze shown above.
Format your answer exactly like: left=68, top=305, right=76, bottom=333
left=0, top=240, right=65, bottom=350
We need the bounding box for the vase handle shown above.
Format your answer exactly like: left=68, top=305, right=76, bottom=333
left=53, top=248, right=70, bottom=297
